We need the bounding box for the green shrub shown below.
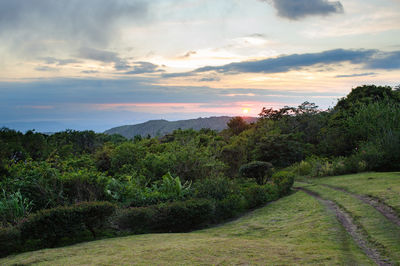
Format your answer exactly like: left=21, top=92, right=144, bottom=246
left=242, top=183, right=279, bottom=209
left=114, top=206, right=157, bottom=233
left=61, top=170, right=109, bottom=203
left=297, top=160, right=312, bottom=176
left=0, top=190, right=33, bottom=226
left=155, top=199, right=215, bottom=232
left=115, top=199, right=214, bottom=233
left=19, top=201, right=116, bottom=247
left=0, top=227, right=20, bottom=257
left=215, top=194, right=246, bottom=221
left=272, top=171, right=295, bottom=196
left=239, top=161, right=273, bottom=185
left=193, top=177, right=239, bottom=201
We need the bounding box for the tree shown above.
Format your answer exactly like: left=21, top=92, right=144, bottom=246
left=226, top=117, right=250, bottom=135
left=239, top=161, right=273, bottom=185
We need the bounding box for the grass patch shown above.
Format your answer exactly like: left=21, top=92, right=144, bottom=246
left=1, top=191, right=370, bottom=265
left=312, top=172, right=400, bottom=214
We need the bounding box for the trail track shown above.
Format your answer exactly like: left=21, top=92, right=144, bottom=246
left=297, top=187, right=392, bottom=266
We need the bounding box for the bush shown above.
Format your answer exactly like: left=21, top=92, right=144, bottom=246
left=114, top=206, right=157, bottom=233
left=115, top=199, right=215, bottom=233
left=239, top=161, right=273, bottom=185
left=19, top=201, right=116, bottom=247
left=0, top=190, right=33, bottom=226
left=297, top=161, right=312, bottom=176
left=242, top=183, right=279, bottom=209
left=193, top=177, right=239, bottom=201
left=61, top=170, right=110, bottom=203
left=155, top=199, right=215, bottom=232
left=272, top=171, right=295, bottom=196
left=0, top=227, right=20, bottom=257
left=215, top=194, right=246, bottom=221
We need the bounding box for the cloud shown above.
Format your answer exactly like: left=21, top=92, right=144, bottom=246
left=78, top=47, right=132, bottom=70
left=0, top=0, right=148, bottom=52
left=261, top=0, right=344, bottom=20
left=40, top=57, right=81, bottom=66
left=181, top=51, right=197, bottom=58
left=125, top=62, right=164, bottom=75
left=164, top=49, right=399, bottom=77
left=191, top=49, right=377, bottom=74
left=366, top=51, right=400, bottom=70
left=35, top=66, right=59, bottom=72
left=78, top=47, right=121, bottom=63
left=335, top=72, right=376, bottom=78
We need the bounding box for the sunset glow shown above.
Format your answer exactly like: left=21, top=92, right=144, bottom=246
left=0, top=0, right=399, bottom=132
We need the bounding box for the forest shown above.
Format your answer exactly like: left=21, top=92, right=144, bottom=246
left=1, top=84, right=400, bottom=257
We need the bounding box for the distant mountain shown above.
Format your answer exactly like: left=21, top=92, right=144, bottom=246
left=104, top=116, right=258, bottom=139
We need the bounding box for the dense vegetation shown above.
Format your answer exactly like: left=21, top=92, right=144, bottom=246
left=0, top=84, right=399, bottom=257
left=4, top=172, right=399, bottom=265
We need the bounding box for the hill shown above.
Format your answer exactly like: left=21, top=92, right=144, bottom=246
left=104, top=116, right=258, bottom=138
left=3, top=172, right=399, bottom=265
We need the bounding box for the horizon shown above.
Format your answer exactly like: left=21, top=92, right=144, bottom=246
left=1, top=0, right=399, bottom=132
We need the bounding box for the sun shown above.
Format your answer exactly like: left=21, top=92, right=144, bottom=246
left=242, top=108, right=249, bottom=114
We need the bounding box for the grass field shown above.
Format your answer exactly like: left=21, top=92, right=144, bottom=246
left=2, top=172, right=400, bottom=265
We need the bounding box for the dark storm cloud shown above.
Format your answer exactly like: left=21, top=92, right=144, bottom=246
left=261, top=0, right=344, bottom=20
left=0, top=0, right=148, bottom=47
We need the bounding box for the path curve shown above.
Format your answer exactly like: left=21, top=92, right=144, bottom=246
left=297, top=187, right=392, bottom=266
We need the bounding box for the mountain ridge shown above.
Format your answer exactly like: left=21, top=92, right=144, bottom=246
left=104, top=116, right=257, bottom=139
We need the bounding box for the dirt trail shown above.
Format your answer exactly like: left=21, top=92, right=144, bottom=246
left=297, top=187, right=392, bottom=266
left=320, top=184, right=400, bottom=228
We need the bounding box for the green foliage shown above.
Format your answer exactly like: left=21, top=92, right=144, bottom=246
left=242, top=183, right=279, bottom=209
left=110, top=142, right=146, bottom=175
left=193, top=177, right=239, bottom=201
left=272, top=171, right=295, bottom=196
left=155, top=199, right=215, bottom=232
left=239, top=161, right=273, bottom=185
left=115, top=199, right=214, bottom=233
left=0, top=190, right=33, bottom=226
left=226, top=116, right=250, bottom=136
left=61, top=169, right=109, bottom=203
left=215, top=194, right=246, bottom=220
left=3, top=160, right=64, bottom=211
left=19, top=201, right=116, bottom=247
left=0, top=227, right=20, bottom=257
left=152, top=172, right=191, bottom=200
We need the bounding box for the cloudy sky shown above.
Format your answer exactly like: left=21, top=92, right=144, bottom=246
left=1, top=0, right=399, bottom=132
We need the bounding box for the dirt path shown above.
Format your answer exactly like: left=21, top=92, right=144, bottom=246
left=297, top=187, right=392, bottom=266
left=320, top=184, right=400, bottom=228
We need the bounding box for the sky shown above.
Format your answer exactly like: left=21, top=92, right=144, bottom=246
left=0, top=0, right=399, bottom=132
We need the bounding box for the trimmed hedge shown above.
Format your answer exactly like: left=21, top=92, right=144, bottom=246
left=243, top=183, right=279, bottom=209
left=272, top=171, right=295, bottom=196
left=19, top=201, right=116, bottom=247
left=115, top=198, right=214, bottom=233
left=0, top=227, right=20, bottom=257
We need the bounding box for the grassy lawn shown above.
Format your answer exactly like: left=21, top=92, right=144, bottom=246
left=1, top=191, right=371, bottom=265
left=297, top=182, right=400, bottom=263
left=312, top=172, right=400, bottom=214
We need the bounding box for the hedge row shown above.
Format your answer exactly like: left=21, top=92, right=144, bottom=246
left=1, top=174, right=294, bottom=258
left=115, top=180, right=292, bottom=233
left=0, top=201, right=116, bottom=257
left=115, top=198, right=214, bottom=233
